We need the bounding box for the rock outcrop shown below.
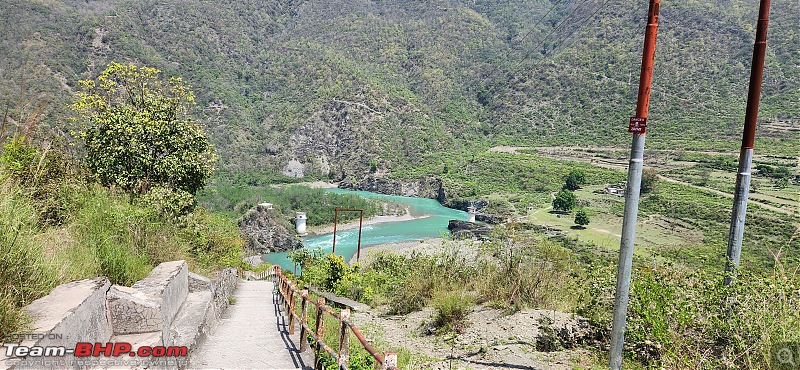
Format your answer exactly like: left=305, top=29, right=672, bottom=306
left=340, top=174, right=445, bottom=201
left=448, top=220, right=493, bottom=239
left=239, top=205, right=302, bottom=254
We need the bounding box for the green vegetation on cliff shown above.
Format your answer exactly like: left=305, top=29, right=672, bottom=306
left=1, top=0, right=798, bottom=178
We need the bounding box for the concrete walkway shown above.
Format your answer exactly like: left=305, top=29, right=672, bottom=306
left=188, top=280, right=312, bottom=369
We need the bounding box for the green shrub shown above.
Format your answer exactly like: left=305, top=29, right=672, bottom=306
left=180, top=208, right=246, bottom=272
left=478, top=227, right=578, bottom=311
left=432, top=290, right=475, bottom=334
left=72, top=188, right=154, bottom=285
left=0, top=178, right=58, bottom=338
left=139, top=186, right=197, bottom=219
left=0, top=136, right=38, bottom=181
left=1, top=137, right=84, bottom=225
left=578, top=262, right=800, bottom=369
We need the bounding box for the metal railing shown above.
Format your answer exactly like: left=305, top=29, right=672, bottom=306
left=270, top=265, right=398, bottom=370
left=244, top=269, right=271, bottom=280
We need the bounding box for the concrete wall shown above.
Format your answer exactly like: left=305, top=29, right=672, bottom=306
left=6, top=261, right=238, bottom=370
left=5, top=277, right=112, bottom=369
left=131, top=260, right=189, bottom=344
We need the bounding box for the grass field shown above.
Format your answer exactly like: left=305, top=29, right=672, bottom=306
left=525, top=186, right=703, bottom=256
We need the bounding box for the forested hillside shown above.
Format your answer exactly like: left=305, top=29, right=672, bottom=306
left=1, top=0, right=798, bottom=178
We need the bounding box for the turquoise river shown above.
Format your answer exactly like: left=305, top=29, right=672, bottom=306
left=262, top=189, right=468, bottom=270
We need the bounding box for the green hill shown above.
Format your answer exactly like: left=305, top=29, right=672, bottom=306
left=1, top=0, right=798, bottom=177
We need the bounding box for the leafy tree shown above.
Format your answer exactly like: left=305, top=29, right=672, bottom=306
left=574, top=208, right=590, bottom=227
left=564, top=169, right=586, bottom=190
left=552, top=189, right=576, bottom=212
left=73, top=63, right=215, bottom=196
left=641, top=167, right=659, bottom=194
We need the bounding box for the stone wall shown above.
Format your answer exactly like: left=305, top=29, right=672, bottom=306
left=211, top=268, right=238, bottom=319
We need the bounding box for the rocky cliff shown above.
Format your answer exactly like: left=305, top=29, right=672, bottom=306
left=239, top=205, right=302, bottom=254
left=340, top=175, right=445, bottom=202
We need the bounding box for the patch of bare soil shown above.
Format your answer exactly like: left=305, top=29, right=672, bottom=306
left=352, top=306, right=599, bottom=369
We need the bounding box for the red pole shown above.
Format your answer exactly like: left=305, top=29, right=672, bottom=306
left=356, top=210, right=364, bottom=262
left=741, top=0, right=770, bottom=151
left=635, top=0, right=660, bottom=120
left=332, top=207, right=338, bottom=254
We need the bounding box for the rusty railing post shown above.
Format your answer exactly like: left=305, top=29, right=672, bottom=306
left=314, top=297, right=326, bottom=370
left=338, top=309, right=350, bottom=368
left=382, top=351, right=397, bottom=370
left=299, top=290, right=309, bottom=352
left=274, top=266, right=283, bottom=305
left=288, top=284, right=296, bottom=334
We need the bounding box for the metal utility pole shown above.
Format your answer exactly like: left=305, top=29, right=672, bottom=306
left=331, top=208, right=364, bottom=261
left=609, top=0, right=660, bottom=368
left=725, top=0, right=771, bottom=286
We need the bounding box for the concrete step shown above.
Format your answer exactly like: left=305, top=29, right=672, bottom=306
left=100, top=331, right=163, bottom=370
left=168, top=291, right=215, bottom=351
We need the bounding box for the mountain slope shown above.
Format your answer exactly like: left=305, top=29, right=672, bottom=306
left=1, top=0, right=797, bottom=178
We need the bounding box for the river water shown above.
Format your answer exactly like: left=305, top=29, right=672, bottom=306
left=261, top=189, right=468, bottom=270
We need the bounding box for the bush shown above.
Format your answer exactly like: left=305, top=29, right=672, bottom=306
left=72, top=188, right=156, bottom=285
left=1, top=137, right=84, bottom=225
left=180, top=208, right=246, bottom=272
left=74, top=63, right=215, bottom=197
left=139, top=186, right=196, bottom=219
left=0, top=136, right=38, bottom=180
left=432, top=290, right=475, bottom=333
left=564, top=169, right=586, bottom=191
left=574, top=208, right=590, bottom=227
left=478, top=227, right=578, bottom=311
left=0, top=178, right=59, bottom=338
left=578, top=262, right=800, bottom=369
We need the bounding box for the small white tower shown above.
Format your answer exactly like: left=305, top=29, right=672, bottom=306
left=467, top=206, right=477, bottom=223
left=295, top=212, right=307, bottom=235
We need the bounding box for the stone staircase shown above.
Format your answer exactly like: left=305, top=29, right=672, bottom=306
left=3, top=261, right=237, bottom=370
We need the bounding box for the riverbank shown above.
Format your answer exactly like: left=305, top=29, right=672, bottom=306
left=293, top=180, right=339, bottom=189
left=306, top=209, right=430, bottom=236
left=347, top=237, right=482, bottom=265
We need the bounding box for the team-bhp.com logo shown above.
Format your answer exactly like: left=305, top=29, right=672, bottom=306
left=4, top=342, right=188, bottom=368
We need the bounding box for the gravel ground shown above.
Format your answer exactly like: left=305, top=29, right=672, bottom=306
left=351, top=306, right=599, bottom=369
left=345, top=240, right=601, bottom=369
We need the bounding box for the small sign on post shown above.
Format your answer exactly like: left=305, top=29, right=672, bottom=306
left=628, top=117, right=648, bottom=134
